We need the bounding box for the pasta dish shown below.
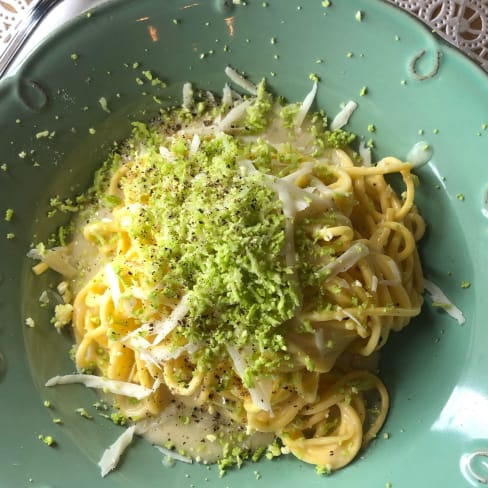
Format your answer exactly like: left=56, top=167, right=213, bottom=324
left=36, top=70, right=425, bottom=475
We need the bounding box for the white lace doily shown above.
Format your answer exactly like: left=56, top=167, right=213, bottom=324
left=386, top=0, right=488, bottom=71
left=2, top=0, right=488, bottom=71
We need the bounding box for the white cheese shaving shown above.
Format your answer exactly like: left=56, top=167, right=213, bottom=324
left=42, top=247, right=78, bottom=278
left=226, top=345, right=273, bottom=414
left=314, top=327, right=326, bottom=358
left=406, top=141, right=432, bottom=168
left=294, top=81, right=318, bottom=130
left=45, top=374, right=154, bottom=399
left=340, top=307, right=367, bottom=332
left=321, top=242, right=370, bottom=278
left=152, top=294, right=190, bottom=345
left=282, top=161, right=315, bottom=183
left=98, top=425, right=136, bottom=477
left=159, top=145, right=176, bottom=162
left=155, top=445, right=193, bottom=464
left=182, top=82, right=194, bottom=109
left=378, top=257, right=402, bottom=286
left=371, top=275, right=378, bottom=292
left=222, top=82, right=233, bottom=106
left=358, top=140, right=372, bottom=166
left=330, top=100, right=358, bottom=131
left=105, top=264, right=121, bottom=309
left=423, top=279, right=466, bottom=325
left=224, top=66, right=258, bottom=95
left=217, top=99, right=253, bottom=132
left=189, top=134, right=201, bottom=155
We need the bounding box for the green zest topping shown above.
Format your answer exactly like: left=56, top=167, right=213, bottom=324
left=117, top=125, right=298, bottom=380
left=38, top=434, right=56, bottom=446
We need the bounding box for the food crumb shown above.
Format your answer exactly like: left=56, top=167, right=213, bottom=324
left=0, top=163, right=7, bottom=171
left=43, top=400, right=51, bottom=408
left=70, top=53, right=79, bottom=61
left=75, top=407, right=93, bottom=419
left=4, top=208, right=13, bottom=221
left=98, top=97, right=110, bottom=113
left=359, top=86, right=368, bottom=96
left=88, top=128, right=96, bottom=135
left=355, top=10, right=363, bottom=22
left=6, top=233, right=15, bottom=240
left=460, top=281, right=471, bottom=289
left=383, top=432, right=390, bottom=439
left=322, top=0, right=331, bottom=7
left=316, top=465, right=331, bottom=475
left=35, top=130, right=49, bottom=139
left=456, top=193, right=465, bottom=201
left=38, top=434, right=55, bottom=446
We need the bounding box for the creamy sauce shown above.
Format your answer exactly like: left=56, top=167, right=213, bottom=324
left=138, top=400, right=273, bottom=462
left=68, top=209, right=110, bottom=294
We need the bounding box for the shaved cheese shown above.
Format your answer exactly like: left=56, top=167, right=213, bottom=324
left=189, top=134, right=201, bottom=155
left=294, top=81, right=318, bottom=130
left=155, top=445, right=193, bottom=464
left=224, top=66, right=258, bottom=95
left=105, top=264, right=121, bottom=308
left=45, top=374, right=154, bottom=399
left=378, top=257, right=402, bottom=286
left=283, top=219, right=296, bottom=267
left=371, top=275, right=378, bottom=292
left=340, top=307, right=367, bottom=332
left=159, top=145, right=176, bottom=162
left=314, top=327, right=326, bottom=358
left=407, top=141, right=432, bottom=168
left=321, top=242, right=369, bottom=278
left=98, top=425, right=136, bottom=477
left=424, top=279, right=466, bottom=325
left=205, top=90, right=216, bottom=105
left=237, top=158, right=257, bottom=175
left=42, top=247, right=78, bottom=278
left=330, top=101, right=358, bottom=131
left=226, top=345, right=273, bottom=414
left=222, top=82, right=233, bottom=106
left=218, top=99, right=253, bottom=132
left=27, top=247, right=44, bottom=260
left=182, top=82, right=194, bottom=109
left=150, top=342, right=198, bottom=362
left=282, top=161, right=315, bottom=183
left=152, top=294, right=190, bottom=345
left=358, top=140, right=372, bottom=166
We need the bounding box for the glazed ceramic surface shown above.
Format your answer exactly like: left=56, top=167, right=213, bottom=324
left=1, top=1, right=487, bottom=487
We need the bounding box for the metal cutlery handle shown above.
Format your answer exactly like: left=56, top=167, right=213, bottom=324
left=0, top=0, right=61, bottom=79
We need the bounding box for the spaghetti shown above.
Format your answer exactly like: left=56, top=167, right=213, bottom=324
left=40, top=78, right=425, bottom=474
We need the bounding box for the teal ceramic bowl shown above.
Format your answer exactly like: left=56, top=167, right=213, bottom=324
left=1, top=1, right=488, bottom=487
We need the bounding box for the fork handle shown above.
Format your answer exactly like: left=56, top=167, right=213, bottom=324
left=0, top=0, right=61, bottom=79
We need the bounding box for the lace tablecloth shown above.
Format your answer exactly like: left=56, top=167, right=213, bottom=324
left=1, top=0, right=488, bottom=72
